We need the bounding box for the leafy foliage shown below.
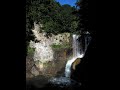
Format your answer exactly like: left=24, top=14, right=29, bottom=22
left=27, top=45, right=35, bottom=55
left=75, top=0, right=88, bottom=34
left=51, top=43, right=71, bottom=50
left=26, top=0, right=78, bottom=44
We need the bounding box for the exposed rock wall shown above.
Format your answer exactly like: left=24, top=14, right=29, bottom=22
left=30, top=22, right=70, bottom=63
left=26, top=23, right=72, bottom=79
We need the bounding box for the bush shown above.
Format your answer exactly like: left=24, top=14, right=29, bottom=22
left=27, top=46, right=35, bottom=55
left=51, top=43, right=71, bottom=50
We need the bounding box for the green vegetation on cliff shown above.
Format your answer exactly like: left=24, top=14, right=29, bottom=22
left=27, top=45, right=35, bottom=55
left=51, top=43, right=71, bottom=50
left=26, top=0, right=78, bottom=44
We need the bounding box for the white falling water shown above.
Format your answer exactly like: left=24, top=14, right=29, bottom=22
left=49, top=33, right=91, bottom=85
left=65, top=33, right=91, bottom=78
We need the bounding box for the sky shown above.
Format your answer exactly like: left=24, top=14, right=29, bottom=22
left=56, top=0, right=77, bottom=6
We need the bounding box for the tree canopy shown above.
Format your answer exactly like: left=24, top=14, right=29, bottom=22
left=26, top=0, right=78, bottom=44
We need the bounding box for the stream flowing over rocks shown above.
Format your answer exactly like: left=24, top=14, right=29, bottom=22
left=26, top=22, right=91, bottom=90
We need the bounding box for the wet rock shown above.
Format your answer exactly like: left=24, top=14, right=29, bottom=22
left=26, top=72, right=34, bottom=79
left=72, top=58, right=81, bottom=70
left=26, top=55, right=34, bottom=71
left=31, top=66, right=39, bottom=76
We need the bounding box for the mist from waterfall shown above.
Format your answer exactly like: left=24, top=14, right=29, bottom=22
left=65, top=33, right=91, bottom=78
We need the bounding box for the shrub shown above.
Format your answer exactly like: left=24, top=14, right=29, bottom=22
left=27, top=46, right=35, bottom=55
left=51, top=43, right=71, bottom=50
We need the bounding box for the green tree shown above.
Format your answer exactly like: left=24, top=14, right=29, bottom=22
left=26, top=0, right=78, bottom=45
left=75, top=0, right=88, bottom=34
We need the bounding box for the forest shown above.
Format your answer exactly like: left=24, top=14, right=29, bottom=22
left=26, top=0, right=80, bottom=46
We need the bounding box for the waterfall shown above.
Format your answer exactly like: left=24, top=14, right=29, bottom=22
left=65, top=33, right=91, bottom=78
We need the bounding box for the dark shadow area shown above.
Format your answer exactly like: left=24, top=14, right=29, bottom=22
left=26, top=77, right=81, bottom=90
left=70, top=0, right=96, bottom=89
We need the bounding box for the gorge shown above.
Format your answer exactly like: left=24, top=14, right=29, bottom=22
left=26, top=23, right=91, bottom=89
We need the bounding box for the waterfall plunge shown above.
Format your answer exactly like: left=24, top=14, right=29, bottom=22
left=48, top=33, right=91, bottom=86
left=65, top=33, right=91, bottom=78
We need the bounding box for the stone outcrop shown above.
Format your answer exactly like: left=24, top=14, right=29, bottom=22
left=26, top=22, right=72, bottom=79
left=72, top=58, right=81, bottom=70
left=30, top=22, right=70, bottom=63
